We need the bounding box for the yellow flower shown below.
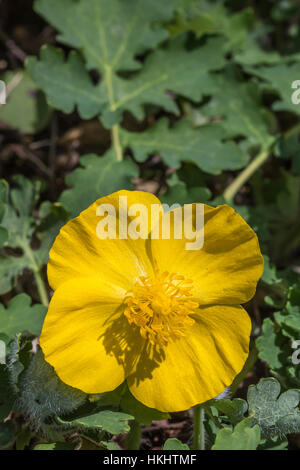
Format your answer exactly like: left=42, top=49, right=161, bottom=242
left=40, top=190, right=263, bottom=412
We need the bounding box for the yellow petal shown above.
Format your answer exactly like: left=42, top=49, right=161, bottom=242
left=150, top=204, right=263, bottom=305
left=48, top=190, right=161, bottom=291
left=40, top=277, right=144, bottom=394
left=127, top=304, right=251, bottom=412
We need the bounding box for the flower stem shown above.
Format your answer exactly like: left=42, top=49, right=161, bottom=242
left=192, top=404, right=205, bottom=450
left=223, top=149, right=270, bottom=203
left=20, top=238, right=49, bottom=306
left=126, top=420, right=141, bottom=450
left=112, top=124, right=123, bottom=162
left=33, top=270, right=49, bottom=307
left=105, top=64, right=123, bottom=162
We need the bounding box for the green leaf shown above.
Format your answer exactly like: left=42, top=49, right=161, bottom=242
left=202, top=67, right=273, bottom=149
left=0, top=176, right=67, bottom=294
left=17, top=348, right=86, bottom=429
left=120, top=388, right=169, bottom=426
left=34, top=442, right=77, bottom=450
left=168, top=1, right=254, bottom=53
left=248, top=62, right=300, bottom=116
left=59, top=151, right=138, bottom=218
left=61, top=410, right=134, bottom=435
left=34, top=0, right=180, bottom=73
left=257, top=285, right=300, bottom=388
left=209, top=398, right=248, bottom=425
left=234, top=38, right=282, bottom=66
left=247, top=378, right=300, bottom=437
left=26, top=47, right=104, bottom=119
left=163, top=438, right=189, bottom=450
left=161, top=175, right=211, bottom=206
left=101, top=36, right=226, bottom=125
left=32, top=0, right=226, bottom=125
left=0, top=71, right=51, bottom=133
left=28, top=36, right=226, bottom=127
left=100, top=441, right=120, bottom=450
left=121, top=119, right=248, bottom=174
left=256, top=318, right=284, bottom=370
left=212, top=418, right=261, bottom=450
left=0, top=294, right=47, bottom=340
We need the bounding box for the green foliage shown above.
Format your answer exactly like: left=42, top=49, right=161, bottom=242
left=247, top=378, right=300, bottom=438
left=257, top=285, right=300, bottom=388
left=209, top=398, right=248, bottom=425
left=209, top=377, right=300, bottom=444
left=16, top=347, right=86, bottom=431
left=0, top=71, right=51, bottom=134
left=121, top=119, right=248, bottom=174
left=163, top=438, right=189, bottom=450
left=1, top=0, right=300, bottom=451
left=0, top=176, right=67, bottom=295
left=212, top=418, right=260, bottom=450
left=59, top=152, right=138, bottom=217
left=0, top=294, right=46, bottom=341
left=120, top=388, right=169, bottom=426
left=59, top=410, right=134, bottom=435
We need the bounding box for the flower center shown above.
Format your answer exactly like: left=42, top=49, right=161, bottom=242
left=124, top=271, right=199, bottom=346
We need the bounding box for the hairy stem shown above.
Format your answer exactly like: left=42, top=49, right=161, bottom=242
left=21, top=239, right=49, bottom=306
left=105, top=65, right=123, bottom=162
left=112, top=124, right=123, bottom=162
left=126, top=420, right=141, bottom=450
left=33, top=270, right=49, bottom=307
left=223, top=149, right=269, bottom=203
left=192, top=404, right=205, bottom=450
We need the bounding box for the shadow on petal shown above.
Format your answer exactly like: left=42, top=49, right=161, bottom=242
left=100, top=309, right=166, bottom=386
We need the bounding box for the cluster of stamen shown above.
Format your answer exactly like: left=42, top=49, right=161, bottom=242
left=124, top=271, right=199, bottom=346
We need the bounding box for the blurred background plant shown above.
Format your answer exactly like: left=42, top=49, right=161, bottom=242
left=0, top=0, right=300, bottom=450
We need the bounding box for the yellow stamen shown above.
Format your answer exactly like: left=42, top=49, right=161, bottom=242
left=124, top=271, right=199, bottom=346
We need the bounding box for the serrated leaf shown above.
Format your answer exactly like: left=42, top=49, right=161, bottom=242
left=160, top=175, right=211, bottom=206
left=256, top=318, right=284, bottom=370
left=0, top=294, right=46, bottom=340
left=28, top=35, right=226, bottom=126
left=26, top=47, right=104, bottom=119
left=59, top=151, right=138, bottom=218
left=247, top=378, right=300, bottom=438
left=234, top=38, right=282, bottom=66
left=202, top=67, right=273, bottom=149
left=0, top=71, right=51, bottom=133
left=34, top=0, right=180, bottom=73
left=209, top=398, right=248, bottom=425
left=212, top=418, right=260, bottom=450
left=163, top=438, right=189, bottom=450
left=0, top=176, right=67, bottom=295
left=168, top=1, right=254, bottom=54
left=121, top=119, right=248, bottom=174
left=102, top=36, right=225, bottom=124
left=248, top=62, right=300, bottom=116
left=60, top=410, right=134, bottom=435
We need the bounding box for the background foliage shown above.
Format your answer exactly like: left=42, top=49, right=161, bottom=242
left=0, top=0, right=300, bottom=450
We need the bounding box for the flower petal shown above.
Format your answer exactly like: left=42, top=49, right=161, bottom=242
left=40, top=277, right=144, bottom=394
left=127, top=304, right=251, bottom=412
left=48, top=190, right=161, bottom=291
left=150, top=204, right=263, bottom=305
